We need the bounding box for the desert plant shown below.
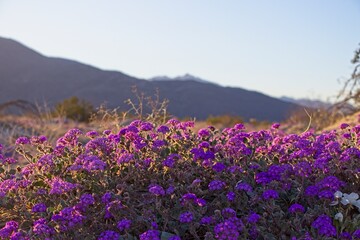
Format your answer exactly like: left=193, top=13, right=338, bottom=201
left=54, top=96, right=94, bottom=122
left=206, top=114, right=244, bottom=128
left=0, top=120, right=360, bottom=239
left=336, top=43, right=360, bottom=111
left=124, top=87, right=170, bottom=124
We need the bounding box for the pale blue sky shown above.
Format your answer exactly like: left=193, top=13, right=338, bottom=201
left=0, top=0, right=359, bottom=100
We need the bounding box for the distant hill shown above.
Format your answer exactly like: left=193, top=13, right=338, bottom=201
left=280, top=96, right=333, bottom=109
left=149, top=74, right=219, bottom=86
left=0, top=36, right=300, bottom=121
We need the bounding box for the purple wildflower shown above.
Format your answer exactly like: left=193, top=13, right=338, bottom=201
left=104, top=129, right=113, bottom=135
left=305, top=185, right=319, bottom=197
left=157, top=125, right=170, bottom=134
left=149, top=185, right=165, bottom=196
left=222, top=208, right=236, bottom=219
left=227, top=191, right=236, bottom=201
left=198, top=128, right=210, bottom=138
left=140, top=230, right=160, bottom=240
left=32, top=203, right=47, bottom=213
left=318, top=190, right=334, bottom=200
left=214, top=220, right=240, bottom=240
left=37, top=154, right=54, bottom=172
left=288, top=203, right=305, bottom=213
left=140, top=122, right=153, bottom=131
left=70, top=155, right=106, bottom=172
left=36, top=188, right=47, bottom=195
left=30, top=135, right=47, bottom=144
left=353, top=229, right=360, bottom=238
left=15, top=137, right=30, bottom=145
left=235, top=182, right=253, bottom=192
left=340, top=232, right=352, bottom=239
left=212, top=162, right=226, bottom=172
left=262, top=189, right=279, bottom=200
left=4, top=157, right=16, bottom=164
left=208, top=180, right=226, bottom=191
left=311, top=215, right=336, bottom=237
left=51, top=206, right=86, bottom=231
left=101, top=192, right=112, bottom=204
left=169, top=236, right=181, bottom=240
left=167, top=118, right=180, bottom=126
left=179, top=211, right=193, bottom=223
left=234, top=123, right=245, bottom=130
left=152, top=140, right=165, bottom=149
left=0, top=221, right=18, bottom=238
left=98, top=230, right=120, bottom=240
left=33, top=218, right=55, bottom=237
left=80, top=193, right=95, bottom=206
left=271, top=123, right=280, bottom=129
left=9, top=231, right=27, bottom=240
left=196, top=198, right=207, bottom=207
left=117, top=219, right=132, bottom=232
left=166, top=186, right=175, bottom=195
left=48, top=177, right=77, bottom=195
left=182, top=193, right=197, bottom=201
left=117, top=153, right=134, bottom=164
left=200, top=216, right=214, bottom=225
left=162, top=157, right=175, bottom=168
left=247, top=213, right=261, bottom=224
left=86, top=130, right=99, bottom=138
left=104, top=200, right=123, bottom=219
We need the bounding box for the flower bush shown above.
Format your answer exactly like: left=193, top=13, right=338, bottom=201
left=0, top=120, right=360, bottom=239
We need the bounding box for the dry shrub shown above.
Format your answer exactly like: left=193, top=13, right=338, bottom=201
left=283, top=107, right=344, bottom=133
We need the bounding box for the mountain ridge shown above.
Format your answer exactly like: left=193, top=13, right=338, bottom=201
left=0, top=36, right=300, bottom=121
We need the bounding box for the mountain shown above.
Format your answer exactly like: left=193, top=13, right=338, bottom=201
left=149, top=74, right=219, bottom=85
left=0, top=36, right=300, bottom=121
left=280, top=96, right=332, bottom=109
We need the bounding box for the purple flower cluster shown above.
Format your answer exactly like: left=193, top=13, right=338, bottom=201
left=32, top=203, right=47, bottom=213
left=208, top=180, right=226, bottom=191
left=101, top=192, right=112, bottom=204
left=221, top=208, right=237, bottom=219
left=15, top=137, right=30, bottom=145
left=48, top=177, right=77, bottom=194
left=117, top=219, right=132, bottom=232
left=33, top=218, right=55, bottom=237
left=179, top=211, right=193, bottom=223
left=69, top=154, right=106, bottom=172
left=117, top=153, right=134, bottom=164
left=30, top=135, right=47, bottom=145
left=262, top=189, right=279, bottom=200
left=311, top=214, right=336, bottom=237
left=56, top=128, right=82, bottom=147
left=3, top=119, right=360, bottom=239
left=149, top=184, right=165, bottom=196
left=98, top=230, right=120, bottom=240
left=86, top=130, right=99, bottom=138
left=288, top=203, right=305, bottom=213
left=0, top=221, right=18, bottom=239
left=247, top=213, right=261, bottom=224
left=235, top=182, right=253, bottom=192
left=214, top=220, right=240, bottom=240
left=140, top=229, right=160, bottom=240
left=51, top=206, right=86, bottom=231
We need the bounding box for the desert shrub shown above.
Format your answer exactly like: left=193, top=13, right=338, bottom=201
left=55, top=96, right=94, bottom=122
left=284, top=108, right=344, bottom=133
left=336, top=43, right=360, bottom=111
left=206, top=115, right=244, bottom=128
left=0, top=120, right=360, bottom=239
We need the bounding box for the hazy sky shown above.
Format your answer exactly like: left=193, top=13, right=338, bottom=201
left=0, top=1, right=359, bottom=100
